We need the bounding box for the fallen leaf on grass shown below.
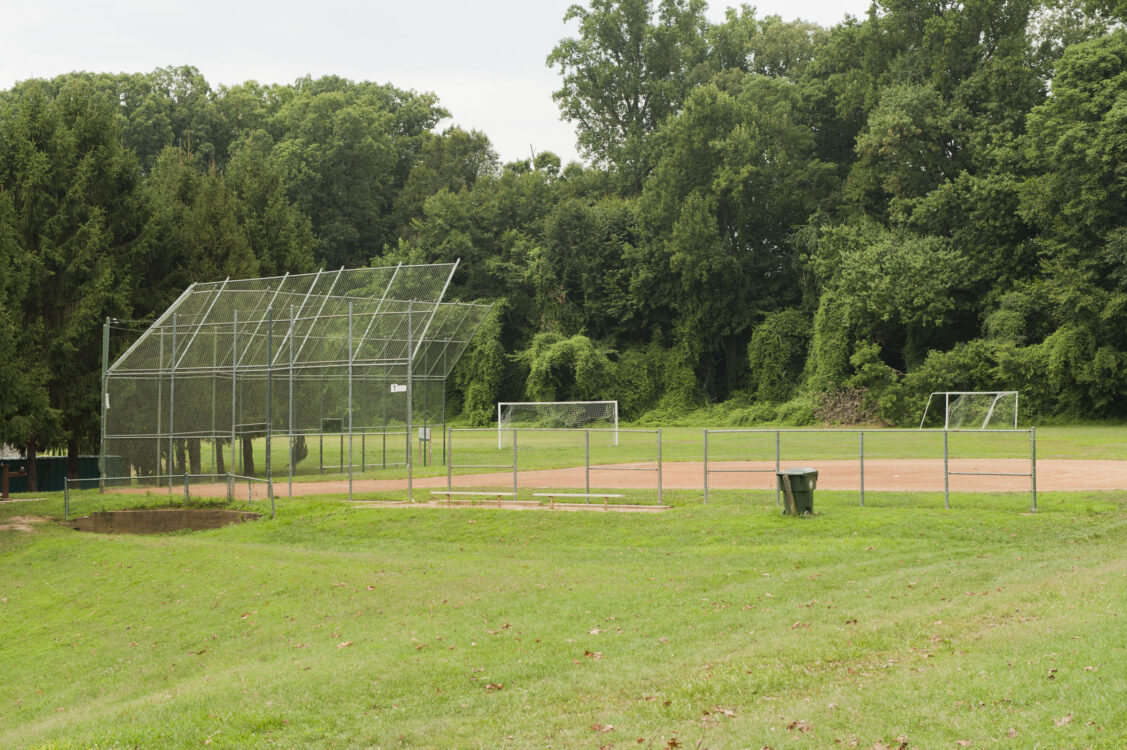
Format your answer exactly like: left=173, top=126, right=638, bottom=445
left=1047, top=668, right=1057, bottom=680
left=791, top=621, right=810, bottom=629
left=1084, top=665, right=1098, bottom=672
left=589, top=628, right=602, bottom=635
left=484, top=683, right=503, bottom=691
left=337, top=641, right=353, bottom=649
left=665, top=739, right=681, bottom=749
left=1054, top=714, right=1072, bottom=727
left=1006, top=728, right=1017, bottom=738
left=955, top=741, right=972, bottom=747
left=584, top=650, right=604, bottom=660
left=712, top=706, right=736, bottom=717
left=787, top=720, right=813, bottom=733
left=591, top=724, right=614, bottom=733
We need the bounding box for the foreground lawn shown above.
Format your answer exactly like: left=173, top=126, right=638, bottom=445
left=1, top=490, right=1125, bottom=748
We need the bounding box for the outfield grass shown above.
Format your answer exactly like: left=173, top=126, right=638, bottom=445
left=1, top=486, right=1124, bottom=748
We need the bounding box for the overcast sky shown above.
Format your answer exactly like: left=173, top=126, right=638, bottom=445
left=0, top=0, right=871, bottom=165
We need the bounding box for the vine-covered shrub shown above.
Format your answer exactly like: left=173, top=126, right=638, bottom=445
left=746, top=309, right=811, bottom=403
left=519, top=331, right=614, bottom=401
left=452, top=300, right=506, bottom=426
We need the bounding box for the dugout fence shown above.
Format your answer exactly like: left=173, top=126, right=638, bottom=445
left=703, top=428, right=1037, bottom=510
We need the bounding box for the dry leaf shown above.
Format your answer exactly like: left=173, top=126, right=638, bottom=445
left=666, top=740, right=681, bottom=749
left=955, top=741, right=971, bottom=747
left=1084, top=665, right=1097, bottom=672
left=1006, top=728, right=1017, bottom=738
left=713, top=706, right=736, bottom=717
left=893, top=734, right=909, bottom=749
left=584, top=650, right=604, bottom=660
left=589, top=628, right=602, bottom=635
left=485, top=683, right=503, bottom=691
left=1054, top=714, right=1072, bottom=727
left=787, top=719, right=813, bottom=733
left=590, top=723, right=614, bottom=733
left=336, top=641, right=353, bottom=649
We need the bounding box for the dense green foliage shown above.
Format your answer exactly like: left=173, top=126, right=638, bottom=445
left=3, top=1, right=1127, bottom=480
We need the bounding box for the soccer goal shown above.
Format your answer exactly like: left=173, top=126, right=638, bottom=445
left=498, top=401, right=619, bottom=447
left=919, top=391, right=1019, bottom=430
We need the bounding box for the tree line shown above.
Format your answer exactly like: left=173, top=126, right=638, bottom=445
left=2, top=1, right=1126, bottom=486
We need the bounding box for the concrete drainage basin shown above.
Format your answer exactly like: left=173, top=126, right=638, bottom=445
left=68, top=508, right=260, bottom=534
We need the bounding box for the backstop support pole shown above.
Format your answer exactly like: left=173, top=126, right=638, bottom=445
left=100, top=317, right=109, bottom=493
left=348, top=302, right=354, bottom=503
left=406, top=301, right=413, bottom=502
left=169, top=313, right=177, bottom=493
left=266, top=308, right=273, bottom=505
left=859, top=431, right=865, bottom=508
left=230, top=310, right=238, bottom=498
left=1031, top=427, right=1037, bottom=512
left=289, top=305, right=294, bottom=499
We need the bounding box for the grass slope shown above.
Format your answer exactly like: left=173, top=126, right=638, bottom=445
left=1, top=490, right=1125, bottom=748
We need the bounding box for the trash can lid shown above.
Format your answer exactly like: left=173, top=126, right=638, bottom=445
left=778, top=467, right=818, bottom=475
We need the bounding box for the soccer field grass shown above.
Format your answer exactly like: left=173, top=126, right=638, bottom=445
left=2, top=487, right=1125, bottom=748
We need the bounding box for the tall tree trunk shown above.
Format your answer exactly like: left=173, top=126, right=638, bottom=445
left=67, top=437, right=79, bottom=479
left=215, top=440, right=226, bottom=474
left=241, top=436, right=255, bottom=476
left=188, top=438, right=201, bottom=474
left=24, top=441, right=37, bottom=493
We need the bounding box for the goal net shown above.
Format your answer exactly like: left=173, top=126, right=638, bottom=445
left=919, top=391, right=1019, bottom=430
left=498, top=401, right=619, bottom=447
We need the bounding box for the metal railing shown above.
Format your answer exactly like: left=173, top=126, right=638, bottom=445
left=66, top=472, right=275, bottom=521
left=447, top=427, right=664, bottom=506
left=702, top=428, right=1037, bottom=510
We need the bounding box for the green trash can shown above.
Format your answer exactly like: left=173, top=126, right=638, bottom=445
left=777, top=468, right=818, bottom=515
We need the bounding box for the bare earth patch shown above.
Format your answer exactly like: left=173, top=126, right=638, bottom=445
left=0, top=515, right=50, bottom=532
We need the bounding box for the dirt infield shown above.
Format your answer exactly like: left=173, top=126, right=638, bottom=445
left=166, top=458, right=1127, bottom=500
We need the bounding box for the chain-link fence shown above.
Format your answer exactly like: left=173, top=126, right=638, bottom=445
left=703, top=428, right=1036, bottom=509
left=443, top=428, right=664, bottom=507
left=101, top=263, right=491, bottom=501
left=64, top=473, right=273, bottom=521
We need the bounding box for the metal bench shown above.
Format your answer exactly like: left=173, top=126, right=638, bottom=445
left=532, top=492, right=626, bottom=509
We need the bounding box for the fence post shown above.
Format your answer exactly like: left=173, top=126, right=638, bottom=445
left=585, top=429, right=590, bottom=503
left=183, top=469, right=189, bottom=505
left=289, top=304, right=294, bottom=500
left=447, top=428, right=453, bottom=494
left=266, top=308, right=273, bottom=503
left=657, top=429, right=663, bottom=507
left=512, top=429, right=518, bottom=500
left=169, top=312, right=177, bottom=492
left=100, top=317, right=109, bottom=494
left=775, top=430, right=781, bottom=507
left=703, top=429, right=709, bottom=505
left=943, top=430, right=950, bottom=510
left=231, top=310, right=238, bottom=483
left=64, top=479, right=69, bottom=521
left=1030, top=427, right=1037, bottom=512
left=348, top=302, right=354, bottom=503
left=859, top=430, right=865, bottom=508
left=406, top=301, right=414, bottom=503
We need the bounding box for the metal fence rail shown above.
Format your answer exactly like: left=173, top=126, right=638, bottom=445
left=702, top=428, right=1037, bottom=510
left=66, top=472, right=275, bottom=521
left=447, top=427, right=664, bottom=506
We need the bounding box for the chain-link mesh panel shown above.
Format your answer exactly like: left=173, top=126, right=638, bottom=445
left=102, top=263, right=489, bottom=486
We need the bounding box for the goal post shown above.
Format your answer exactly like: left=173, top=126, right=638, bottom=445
left=919, top=391, right=1019, bottom=430
left=498, top=401, right=619, bottom=448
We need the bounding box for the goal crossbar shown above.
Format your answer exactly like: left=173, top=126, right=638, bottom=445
left=919, top=391, right=1019, bottom=430
left=498, top=401, right=619, bottom=448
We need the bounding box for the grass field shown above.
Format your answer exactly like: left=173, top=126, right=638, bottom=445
left=2, top=480, right=1125, bottom=748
